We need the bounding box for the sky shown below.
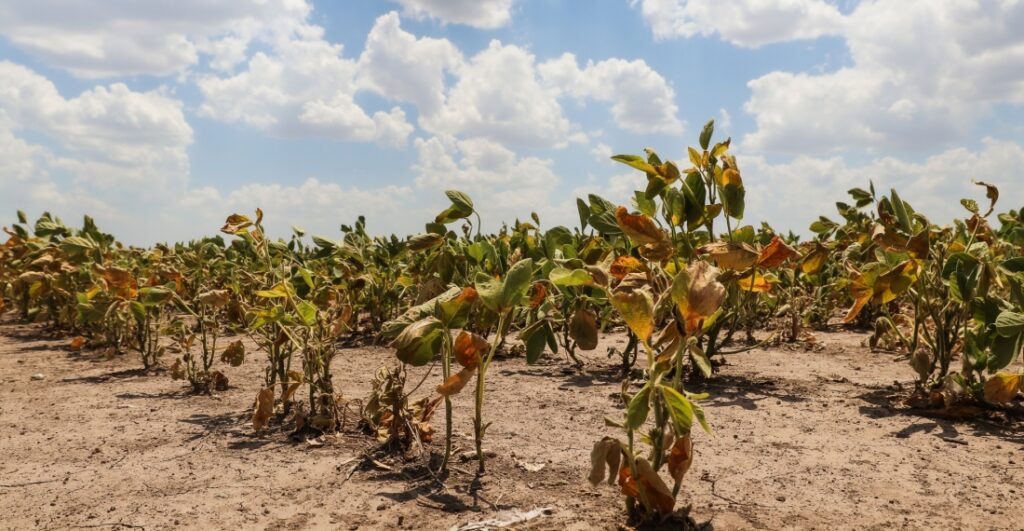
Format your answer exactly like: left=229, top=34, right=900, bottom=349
left=1, top=0, right=1022, bottom=244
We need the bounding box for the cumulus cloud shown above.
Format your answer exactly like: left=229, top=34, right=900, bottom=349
left=412, top=135, right=565, bottom=226
left=540, top=53, right=683, bottom=135
left=196, top=23, right=413, bottom=147
left=389, top=0, right=516, bottom=28
left=741, top=138, right=1024, bottom=233
left=635, top=0, right=844, bottom=47
left=419, top=41, right=574, bottom=148
left=0, top=61, right=192, bottom=189
left=0, top=0, right=311, bottom=78
left=741, top=0, right=1024, bottom=154
left=357, top=12, right=463, bottom=115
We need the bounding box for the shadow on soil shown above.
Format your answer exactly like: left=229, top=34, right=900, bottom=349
left=857, top=387, right=1024, bottom=445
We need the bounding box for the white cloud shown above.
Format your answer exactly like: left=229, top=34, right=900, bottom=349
left=591, top=142, right=613, bottom=163
left=389, top=0, right=516, bottom=29
left=0, top=61, right=192, bottom=189
left=197, top=24, right=413, bottom=147
left=413, top=135, right=564, bottom=225
left=718, top=108, right=731, bottom=132
left=635, top=0, right=844, bottom=47
left=741, top=138, right=1024, bottom=233
left=357, top=12, right=463, bottom=115
left=178, top=177, right=417, bottom=238
left=540, top=53, right=683, bottom=135
left=742, top=0, right=1024, bottom=154
left=0, top=0, right=311, bottom=78
left=421, top=41, right=574, bottom=148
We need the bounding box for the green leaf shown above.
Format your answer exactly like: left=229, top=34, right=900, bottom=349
left=659, top=385, right=693, bottom=435
left=445, top=190, right=474, bottom=212
left=549, top=267, right=594, bottom=286
left=699, top=119, right=714, bottom=150
left=1000, top=257, right=1024, bottom=274
left=995, top=311, right=1024, bottom=337
left=500, top=259, right=534, bottom=310
left=688, top=345, right=713, bottom=378
left=435, top=204, right=473, bottom=224
left=525, top=326, right=547, bottom=364
left=625, top=383, right=652, bottom=429
left=255, top=284, right=289, bottom=298
left=296, top=300, right=317, bottom=326
left=989, top=333, right=1023, bottom=371
left=392, top=317, right=444, bottom=367
left=611, top=154, right=657, bottom=175
left=890, top=189, right=912, bottom=233
left=138, top=286, right=173, bottom=306
left=576, top=198, right=590, bottom=230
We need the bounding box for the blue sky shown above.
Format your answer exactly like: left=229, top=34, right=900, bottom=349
left=1, top=0, right=1022, bottom=244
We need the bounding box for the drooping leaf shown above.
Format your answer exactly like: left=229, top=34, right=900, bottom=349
left=252, top=387, right=275, bottom=431
left=983, top=372, right=1021, bottom=404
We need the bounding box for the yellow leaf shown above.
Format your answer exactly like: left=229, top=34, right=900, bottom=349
left=737, top=272, right=773, bottom=293
left=983, top=372, right=1021, bottom=404
left=611, top=286, right=655, bottom=342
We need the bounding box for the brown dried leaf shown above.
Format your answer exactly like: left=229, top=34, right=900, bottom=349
left=587, top=437, right=622, bottom=486
left=569, top=309, right=599, bottom=351
left=635, top=457, right=675, bottom=517
left=252, top=387, right=275, bottom=431
left=757, top=236, right=798, bottom=269
left=437, top=366, right=476, bottom=397
left=610, top=256, right=646, bottom=281
left=454, top=330, right=488, bottom=369
left=698, top=242, right=758, bottom=270
left=220, top=340, right=245, bottom=367
left=667, top=435, right=693, bottom=485
left=615, top=206, right=665, bottom=245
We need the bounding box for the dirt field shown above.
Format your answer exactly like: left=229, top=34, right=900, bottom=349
left=1, top=315, right=1022, bottom=531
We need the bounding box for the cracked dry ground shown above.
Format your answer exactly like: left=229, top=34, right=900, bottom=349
left=1, top=316, right=1022, bottom=531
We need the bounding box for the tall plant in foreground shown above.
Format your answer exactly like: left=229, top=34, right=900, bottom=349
left=590, top=260, right=717, bottom=522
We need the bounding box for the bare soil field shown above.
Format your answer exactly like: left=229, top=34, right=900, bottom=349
left=1, top=315, right=1022, bottom=531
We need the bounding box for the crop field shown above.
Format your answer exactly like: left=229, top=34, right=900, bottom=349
left=1, top=122, right=1023, bottom=530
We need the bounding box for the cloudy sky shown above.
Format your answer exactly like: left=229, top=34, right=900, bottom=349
left=1, top=0, right=1022, bottom=244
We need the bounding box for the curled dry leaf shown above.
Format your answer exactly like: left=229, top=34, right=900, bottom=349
left=569, top=309, right=599, bottom=351
left=529, top=282, right=547, bottom=308
left=437, top=366, right=477, bottom=397
left=667, top=435, right=694, bottom=486
left=220, top=340, right=245, bottom=367
left=635, top=457, right=675, bottom=517
left=454, top=330, right=488, bottom=369
left=587, top=437, right=622, bottom=486
left=252, top=387, right=275, bottom=431
left=672, top=261, right=725, bottom=333
left=757, top=236, right=798, bottom=269
left=610, top=256, right=645, bottom=281
left=282, top=370, right=304, bottom=404
left=198, top=289, right=231, bottom=308
left=615, top=207, right=664, bottom=245
left=221, top=213, right=253, bottom=235
left=698, top=242, right=758, bottom=270
left=983, top=372, right=1021, bottom=404
left=69, top=336, right=86, bottom=351
left=169, top=358, right=185, bottom=380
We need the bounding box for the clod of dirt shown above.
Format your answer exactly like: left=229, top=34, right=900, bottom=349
left=30, top=373, right=45, bottom=380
